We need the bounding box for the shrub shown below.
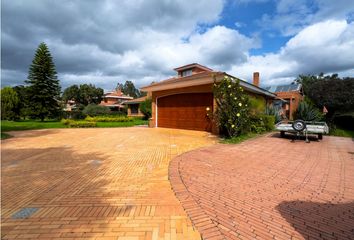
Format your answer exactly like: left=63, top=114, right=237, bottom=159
left=85, top=116, right=133, bottom=122
left=63, top=110, right=86, bottom=120
left=249, top=96, right=265, bottom=115
left=82, top=104, right=110, bottom=116
left=294, top=101, right=323, bottom=121
left=249, top=115, right=266, bottom=133
left=68, top=121, right=97, bottom=128
left=265, top=105, right=282, bottom=123
left=139, top=98, right=152, bottom=120
left=260, top=114, right=275, bottom=131
left=61, top=119, right=73, bottom=125
left=213, top=76, right=250, bottom=137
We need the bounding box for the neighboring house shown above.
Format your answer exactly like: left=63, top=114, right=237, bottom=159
left=123, top=96, right=148, bottom=117
left=265, top=84, right=303, bottom=120
left=99, top=89, right=133, bottom=111
left=63, top=100, right=77, bottom=112
left=140, top=63, right=276, bottom=134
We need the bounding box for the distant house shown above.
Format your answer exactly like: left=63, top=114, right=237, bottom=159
left=265, top=84, right=303, bottom=120
left=63, top=100, right=77, bottom=112
left=140, top=63, right=276, bottom=133
left=99, top=89, right=133, bottom=111
left=123, top=96, right=148, bottom=117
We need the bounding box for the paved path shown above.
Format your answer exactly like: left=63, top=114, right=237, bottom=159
left=170, top=134, right=354, bottom=240
left=1, top=127, right=217, bottom=240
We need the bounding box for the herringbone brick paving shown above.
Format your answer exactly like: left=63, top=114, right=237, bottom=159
left=170, top=134, right=354, bottom=239
left=1, top=127, right=217, bottom=240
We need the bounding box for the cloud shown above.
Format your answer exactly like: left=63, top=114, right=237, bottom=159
left=258, top=0, right=354, bottom=36
left=232, top=19, right=354, bottom=86
left=2, top=0, right=260, bottom=90
left=1, top=0, right=354, bottom=92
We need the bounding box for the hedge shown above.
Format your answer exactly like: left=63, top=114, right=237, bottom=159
left=85, top=116, right=133, bottom=122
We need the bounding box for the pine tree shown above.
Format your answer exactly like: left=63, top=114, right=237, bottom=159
left=26, top=42, right=61, bottom=121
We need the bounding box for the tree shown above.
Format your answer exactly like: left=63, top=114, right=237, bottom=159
left=296, top=73, right=354, bottom=126
left=139, top=98, right=152, bottom=120
left=78, top=84, right=103, bottom=105
left=213, top=76, right=250, bottom=137
left=115, top=83, right=124, bottom=92
left=13, top=85, right=31, bottom=119
left=307, top=76, right=354, bottom=119
left=294, top=74, right=322, bottom=95
left=123, top=81, right=140, bottom=98
left=1, top=87, right=20, bottom=120
left=62, top=85, right=80, bottom=102
left=26, top=42, right=61, bottom=121
left=62, top=84, right=103, bottom=106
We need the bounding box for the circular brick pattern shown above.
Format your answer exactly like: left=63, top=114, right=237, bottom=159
left=170, top=134, right=354, bottom=239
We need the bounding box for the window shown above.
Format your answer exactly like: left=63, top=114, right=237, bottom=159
left=181, top=69, right=192, bottom=77
left=131, top=104, right=139, bottom=114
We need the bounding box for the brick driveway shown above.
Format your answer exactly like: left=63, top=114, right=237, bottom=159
left=1, top=127, right=217, bottom=240
left=170, top=134, right=354, bottom=239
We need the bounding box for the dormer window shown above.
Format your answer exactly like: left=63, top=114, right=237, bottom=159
left=181, top=69, right=193, bottom=77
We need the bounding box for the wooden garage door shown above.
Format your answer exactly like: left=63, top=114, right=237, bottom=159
left=157, top=93, right=213, bottom=132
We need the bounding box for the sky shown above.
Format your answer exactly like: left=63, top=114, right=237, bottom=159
left=1, top=0, right=354, bottom=91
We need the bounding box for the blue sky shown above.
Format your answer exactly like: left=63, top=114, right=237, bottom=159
left=221, top=1, right=292, bottom=55
left=2, top=0, right=354, bottom=90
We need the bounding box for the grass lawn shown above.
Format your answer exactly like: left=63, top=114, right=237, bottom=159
left=1, top=120, right=67, bottom=132
left=221, top=132, right=261, bottom=144
left=1, top=119, right=148, bottom=139
left=96, top=119, right=148, bottom=127
left=330, top=127, right=354, bottom=138
left=1, top=132, right=12, bottom=140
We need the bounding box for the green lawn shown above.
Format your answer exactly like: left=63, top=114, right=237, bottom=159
left=1, top=120, right=67, bottom=132
left=221, top=132, right=260, bottom=144
left=330, top=127, right=354, bottom=138
left=1, top=119, right=148, bottom=139
left=1, top=132, right=12, bottom=140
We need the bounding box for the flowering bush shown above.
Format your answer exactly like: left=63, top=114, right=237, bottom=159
left=213, top=76, right=250, bottom=137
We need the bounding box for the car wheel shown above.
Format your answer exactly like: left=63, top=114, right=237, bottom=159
left=318, top=134, right=323, bottom=140
left=280, top=131, right=285, bottom=137
left=292, top=120, right=306, bottom=132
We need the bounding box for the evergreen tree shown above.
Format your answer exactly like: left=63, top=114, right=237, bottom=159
left=1, top=87, right=20, bottom=120
left=26, top=42, right=61, bottom=121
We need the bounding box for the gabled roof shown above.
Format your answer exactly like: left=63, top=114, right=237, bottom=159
left=103, top=90, right=133, bottom=100
left=141, top=71, right=276, bottom=98
left=173, top=63, right=213, bottom=72
left=265, top=84, right=302, bottom=93
left=123, top=96, right=148, bottom=105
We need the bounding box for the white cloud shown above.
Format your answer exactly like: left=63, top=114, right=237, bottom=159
left=258, top=0, right=354, bottom=36
left=232, top=19, right=354, bottom=86
left=2, top=0, right=354, bottom=92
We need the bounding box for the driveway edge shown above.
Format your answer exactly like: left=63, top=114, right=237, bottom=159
left=169, top=151, right=226, bottom=240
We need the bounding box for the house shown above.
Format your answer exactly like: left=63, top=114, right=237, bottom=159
left=140, top=63, right=276, bottom=134
left=265, top=84, right=303, bottom=120
left=99, top=89, right=133, bottom=111
left=63, top=100, right=77, bottom=112
left=123, top=96, right=148, bottom=117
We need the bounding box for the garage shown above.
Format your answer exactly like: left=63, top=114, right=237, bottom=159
left=157, top=93, right=213, bottom=132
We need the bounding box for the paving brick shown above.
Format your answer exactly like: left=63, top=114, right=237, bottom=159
left=170, top=134, right=354, bottom=240
left=2, top=127, right=217, bottom=239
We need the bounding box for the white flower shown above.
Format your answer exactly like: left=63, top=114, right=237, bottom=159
left=237, top=113, right=240, bottom=117
left=238, top=103, right=242, bottom=107
left=231, top=124, right=235, bottom=128
left=234, top=97, right=237, bottom=100
left=228, top=85, right=232, bottom=88
left=206, top=107, right=210, bottom=111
